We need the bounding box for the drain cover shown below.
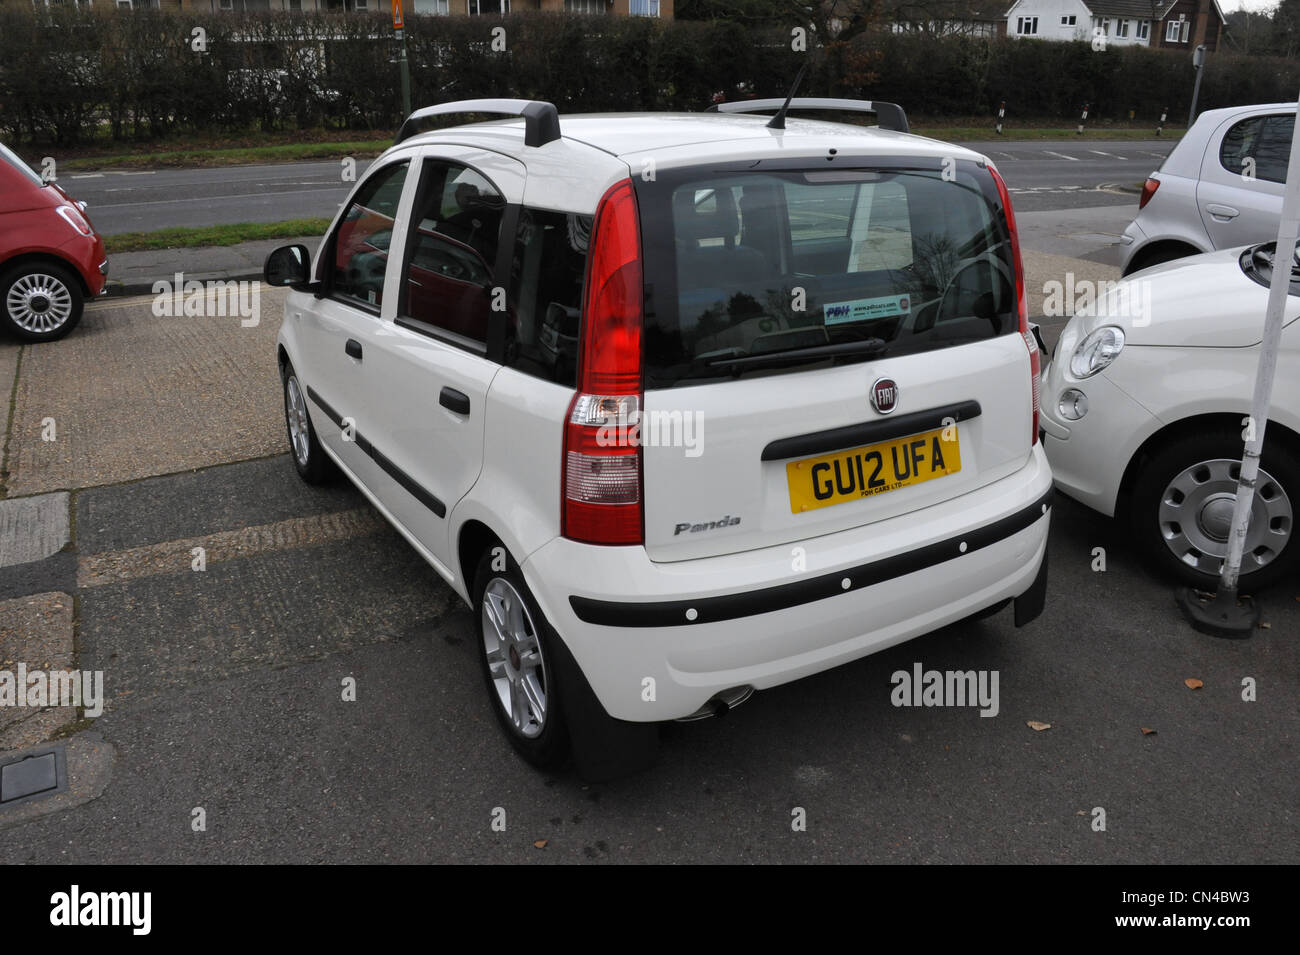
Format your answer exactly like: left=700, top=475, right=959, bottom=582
left=0, top=746, right=67, bottom=807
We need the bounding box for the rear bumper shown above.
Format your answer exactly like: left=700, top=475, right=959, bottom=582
left=523, top=445, right=1053, bottom=721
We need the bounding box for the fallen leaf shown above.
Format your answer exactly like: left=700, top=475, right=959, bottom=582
left=1141, top=727, right=1157, bottom=736
left=533, top=839, right=548, bottom=849
left=1075, top=810, right=1087, bottom=816
left=1027, top=720, right=1051, bottom=731
left=1185, top=678, right=1203, bottom=690
left=1260, top=621, right=1271, bottom=629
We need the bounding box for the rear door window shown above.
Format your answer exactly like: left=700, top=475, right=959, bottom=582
left=636, top=163, right=1018, bottom=387
left=505, top=208, right=591, bottom=387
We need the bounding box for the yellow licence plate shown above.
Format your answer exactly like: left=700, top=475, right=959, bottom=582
left=786, top=427, right=961, bottom=513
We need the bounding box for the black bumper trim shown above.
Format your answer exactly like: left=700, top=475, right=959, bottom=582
left=761, top=401, right=982, bottom=462
left=569, top=486, right=1053, bottom=628
left=305, top=385, right=446, bottom=519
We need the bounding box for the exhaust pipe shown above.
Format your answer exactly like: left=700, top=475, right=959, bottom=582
left=675, top=685, right=755, bottom=723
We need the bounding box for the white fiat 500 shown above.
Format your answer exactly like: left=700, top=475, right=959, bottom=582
left=265, top=98, right=1052, bottom=779
left=1042, top=242, right=1300, bottom=590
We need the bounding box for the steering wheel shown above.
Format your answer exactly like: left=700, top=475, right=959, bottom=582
left=915, top=255, right=1013, bottom=333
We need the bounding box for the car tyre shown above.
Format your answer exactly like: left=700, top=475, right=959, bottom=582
left=473, top=548, right=571, bottom=770
left=0, top=261, right=84, bottom=342
left=282, top=363, right=336, bottom=484
left=472, top=547, right=660, bottom=780
left=1129, top=426, right=1300, bottom=591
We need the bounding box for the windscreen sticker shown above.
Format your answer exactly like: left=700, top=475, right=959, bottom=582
left=823, top=294, right=911, bottom=325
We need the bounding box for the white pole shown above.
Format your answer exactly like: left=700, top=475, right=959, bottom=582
left=1217, top=90, right=1300, bottom=594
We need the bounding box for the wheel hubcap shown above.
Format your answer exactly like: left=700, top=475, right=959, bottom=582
left=285, top=376, right=311, bottom=465
left=7, top=273, right=73, bottom=333
left=481, top=577, right=548, bottom=739
left=1158, top=458, right=1292, bottom=576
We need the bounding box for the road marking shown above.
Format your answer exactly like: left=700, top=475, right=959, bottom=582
left=991, top=151, right=1017, bottom=160
left=77, top=507, right=387, bottom=588
left=69, top=173, right=104, bottom=179
left=1089, top=150, right=1127, bottom=160
left=1042, top=150, right=1080, bottom=161
left=1144, top=151, right=1168, bottom=158
left=89, top=186, right=345, bottom=210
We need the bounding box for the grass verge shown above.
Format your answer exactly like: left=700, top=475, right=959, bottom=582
left=913, top=125, right=1184, bottom=142
left=104, top=219, right=331, bottom=254
left=61, top=139, right=391, bottom=171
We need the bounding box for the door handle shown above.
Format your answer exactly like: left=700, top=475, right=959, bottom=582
left=440, top=387, right=471, bottom=415
left=1205, top=203, right=1240, bottom=220
left=345, top=338, right=363, bottom=360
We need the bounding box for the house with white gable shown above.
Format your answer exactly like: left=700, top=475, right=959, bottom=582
left=1004, top=0, right=1225, bottom=51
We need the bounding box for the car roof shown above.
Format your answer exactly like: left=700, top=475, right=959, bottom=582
left=400, top=112, right=984, bottom=164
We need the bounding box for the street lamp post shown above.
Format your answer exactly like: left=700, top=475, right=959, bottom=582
left=394, top=0, right=411, bottom=120
left=1177, top=88, right=1300, bottom=636
left=1187, top=43, right=1206, bottom=129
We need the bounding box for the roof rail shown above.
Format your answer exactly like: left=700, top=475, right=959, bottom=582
left=395, top=99, right=561, bottom=147
left=708, top=98, right=909, bottom=135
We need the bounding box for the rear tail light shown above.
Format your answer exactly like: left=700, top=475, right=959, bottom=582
left=1138, top=177, right=1159, bottom=210
left=1024, top=330, right=1041, bottom=443
left=562, top=179, right=644, bottom=545
left=988, top=164, right=1039, bottom=446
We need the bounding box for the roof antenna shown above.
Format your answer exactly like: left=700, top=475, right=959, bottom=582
left=767, top=62, right=809, bottom=131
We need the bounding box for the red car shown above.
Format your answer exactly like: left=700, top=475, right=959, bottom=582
left=0, top=142, right=107, bottom=341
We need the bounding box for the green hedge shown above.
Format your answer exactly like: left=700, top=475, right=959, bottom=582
left=2, top=8, right=1297, bottom=147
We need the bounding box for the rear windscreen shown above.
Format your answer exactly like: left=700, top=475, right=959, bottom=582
left=635, top=161, right=1018, bottom=387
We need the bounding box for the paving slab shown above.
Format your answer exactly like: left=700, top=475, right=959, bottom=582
left=0, top=592, right=77, bottom=752
left=0, top=492, right=70, bottom=567
left=6, top=290, right=287, bottom=496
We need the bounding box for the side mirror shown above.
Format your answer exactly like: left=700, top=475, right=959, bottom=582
left=264, top=244, right=312, bottom=288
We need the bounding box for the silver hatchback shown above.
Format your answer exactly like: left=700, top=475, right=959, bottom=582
left=1121, top=102, right=1295, bottom=275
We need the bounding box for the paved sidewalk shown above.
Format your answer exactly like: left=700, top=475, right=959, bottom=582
left=105, top=237, right=320, bottom=296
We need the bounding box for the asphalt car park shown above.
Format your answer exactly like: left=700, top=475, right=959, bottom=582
left=0, top=289, right=1295, bottom=863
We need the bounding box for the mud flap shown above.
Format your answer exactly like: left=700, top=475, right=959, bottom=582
left=547, top=633, right=660, bottom=783
left=1014, top=547, right=1048, bottom=627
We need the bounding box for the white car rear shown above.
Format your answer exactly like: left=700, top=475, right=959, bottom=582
left=267, top=99, right=1053, bottom=779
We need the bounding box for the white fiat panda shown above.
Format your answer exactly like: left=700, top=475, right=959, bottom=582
left=264, top=98, right=1053, bottom=780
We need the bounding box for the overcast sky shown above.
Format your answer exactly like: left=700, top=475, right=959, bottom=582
left=1223, top=0, right=1279, bottom=11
